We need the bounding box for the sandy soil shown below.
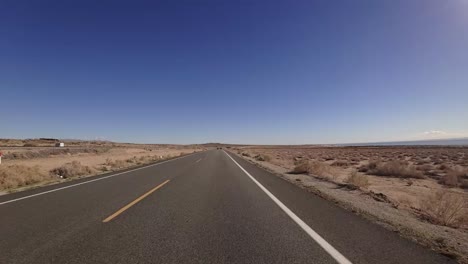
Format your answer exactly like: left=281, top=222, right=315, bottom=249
left=233, top=146, right=468, bottom=209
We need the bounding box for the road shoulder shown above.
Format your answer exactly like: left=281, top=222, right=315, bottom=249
left=227, top=150, right=466, bottom=264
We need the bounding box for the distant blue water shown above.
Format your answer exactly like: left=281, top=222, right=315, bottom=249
left=338, top=138, right=468, bottom=146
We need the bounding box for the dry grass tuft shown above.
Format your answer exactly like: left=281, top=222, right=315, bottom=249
left=441, top=172, right=459, bottom=187
left=50, top=161, right=93, bottom=178
left=440, top=167, right=468, bottom=187
left=358, top=159, right=379, bottom=172
left=460, top=180, right=468, bottom=189
left=307, top=161, right=335, bottom=176
left=105, top=159, right=128, bottom=169
left=361, top=160, right=424, bottom=179
left=254, top=154, right=271, bottom=162
left=346, top=170, right=369, bottom=189
left=420, top=191, right=467, bottom=228
left=103, top=155, right=161, bottom=171
left=4, top=147, right=111, bottom=160
left=291, top=160, right=337, bottom=180
left=0, top=165, right=50, bottom=190
left=291, top=161, right=309, bottom=174
left=330, top=160, right=349, bottom=167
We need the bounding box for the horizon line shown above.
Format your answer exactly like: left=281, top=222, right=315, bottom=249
left=2, top=137, right=468, bottom=146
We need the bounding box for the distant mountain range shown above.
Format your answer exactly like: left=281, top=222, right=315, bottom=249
left=339, top=138, right=468, bottom=146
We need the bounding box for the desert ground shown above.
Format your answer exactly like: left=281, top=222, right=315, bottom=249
left=0, top=138, right=203, bottom=193
left=1, top=139, right=467, bottom=262
left=231, top=145, right=468, bottom=262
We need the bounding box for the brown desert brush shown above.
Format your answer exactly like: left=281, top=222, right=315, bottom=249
left=420, top=190, right=467, bottom=228
left=346, top=170, right=369, bottom=189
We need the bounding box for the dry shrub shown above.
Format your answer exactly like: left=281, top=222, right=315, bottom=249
left=440, top=167, right=467, bottom=187
left=362, top=160, right=424, bottom=179
left=50, top=161, right=92, bottom=178
left=416, top=164, right=433, bottom=172
left=254, top=154, right=271, bottom=162
left=105, top=158, right=113, bottom=166
left=125, top=156, right=138, bottom=164
left=330, top=160, right=349, bottom=167
left=291, top=160, right=336, bottom=179
left=138, top=156, right=150, bottom=163
left=438, top=164, right=449, bottom=171
left=441, top=172, right=459, bottom=187
left=346, top=170, right=369, bottom=189
left=460, top=180, right=468, bottom=189
left=107, top=159, right=127, bottom=169
left=137, top=155, right=159, bottom=164
left=420, top=191, right=467, bottom=228
left=0, top=165, right=50, bottom=190
left=291, top=161, right=309, bottom=174
left=103, top=156, right=157, bottom=171
left=395, top=196, right=414, bottom=208
left=307, top=161, right=335, bottom=176
left=358, top=159, right=379, bottom=172
left=4, top=147, right=110, bottom=160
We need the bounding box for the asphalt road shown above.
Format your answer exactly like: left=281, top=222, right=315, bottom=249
left=0, top=150, right=455, bottom=264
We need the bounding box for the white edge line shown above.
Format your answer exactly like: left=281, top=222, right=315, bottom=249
left=223, top=150, right=352, bottom=264
left=195, top=158, right=202, bottom=163
left=0, top=152, right=199, bottom=206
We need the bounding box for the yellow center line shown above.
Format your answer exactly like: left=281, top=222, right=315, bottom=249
left=102, top=179, right=170, bottom=223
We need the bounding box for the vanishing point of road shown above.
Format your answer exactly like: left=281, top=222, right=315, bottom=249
left=0, top=150, right=455, bottom=264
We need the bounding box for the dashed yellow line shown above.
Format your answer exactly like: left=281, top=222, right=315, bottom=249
left=102, top=180, right=170, bottom=223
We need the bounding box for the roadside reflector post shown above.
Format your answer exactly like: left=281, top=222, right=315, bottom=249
left=0, top=151, right=2, bottom=165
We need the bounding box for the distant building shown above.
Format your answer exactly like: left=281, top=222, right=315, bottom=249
left=55, top=142, right=65, bottom=147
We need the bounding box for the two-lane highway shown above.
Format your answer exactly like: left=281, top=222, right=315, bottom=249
left=0, top=150, right=455, bottom=263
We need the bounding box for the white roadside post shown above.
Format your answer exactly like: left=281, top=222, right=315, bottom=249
left=0, top=151, right=2, bottom=165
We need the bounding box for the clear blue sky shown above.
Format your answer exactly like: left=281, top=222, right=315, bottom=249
left=1, top=0, right=467, bottom=144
